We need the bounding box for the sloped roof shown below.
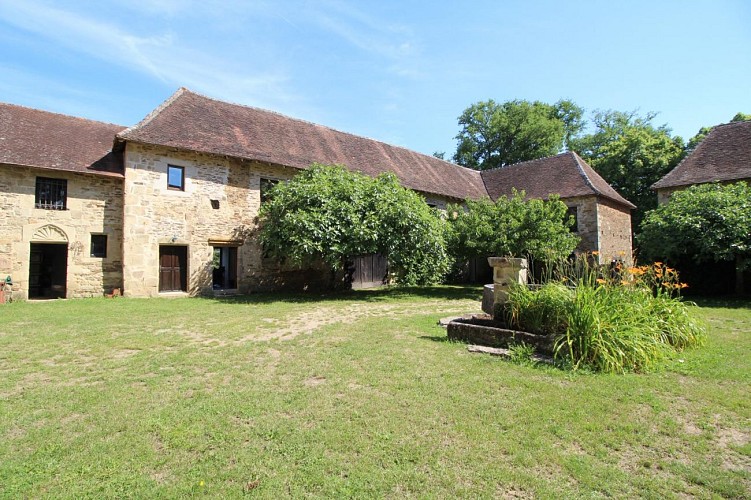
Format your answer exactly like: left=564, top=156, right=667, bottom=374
left=653, top=120, right=751, bottom=190
left=481, top=152, right=636, bottom=209
left=0, top=102, right=125, bottom=177
left=118, top=88, right=487, bottom=200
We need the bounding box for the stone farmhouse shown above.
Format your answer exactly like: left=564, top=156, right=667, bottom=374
left=652, top=119, right=751, bottom=294
left=0, top=88, right=634, bottom=300
left=653, top=119, right=751, bottom=203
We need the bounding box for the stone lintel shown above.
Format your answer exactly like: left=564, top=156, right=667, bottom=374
left=208, top=238, right=243, bottom=246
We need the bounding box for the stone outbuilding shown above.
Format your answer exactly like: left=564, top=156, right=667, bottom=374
left=651, top=119, right=751, bottom=294
left=0, top=103, right=125, bottom=300
left=481, top=152, right=636, bottom=264
left=0, top=88, right=636, bottom=299
left=652, top=119, right=751, bottom=203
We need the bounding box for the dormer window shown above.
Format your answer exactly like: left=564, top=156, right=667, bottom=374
left=167, top=165, right=185, bottom=190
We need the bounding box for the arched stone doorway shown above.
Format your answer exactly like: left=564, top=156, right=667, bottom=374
left=29, top=225, right=69, bottom=299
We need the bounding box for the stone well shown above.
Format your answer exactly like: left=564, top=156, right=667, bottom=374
left=449, top=256, right=554, bottom=353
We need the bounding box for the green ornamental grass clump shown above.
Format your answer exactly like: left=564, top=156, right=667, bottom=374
left=504, top=257, right=706, bottom=373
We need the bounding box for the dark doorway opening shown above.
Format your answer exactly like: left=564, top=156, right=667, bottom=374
left=212, top=246, right=238, bottom=290
left=159, top=245, right=188, bottom=292
left=29, top=243, right=68, bottom=299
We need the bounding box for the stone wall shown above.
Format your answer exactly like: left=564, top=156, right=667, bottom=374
left=565, top=195, right=598, bottom=255
left=422, top=193, right=457, bottom=210
left=0, top=164, right=124, bottom=299
left=122, top=143, right=332, bottom=297
left=565, top=195, right=633, bottom=265
left=596, top=198, right=633, bottom=264
left=656, top=187, right=679, bottom=205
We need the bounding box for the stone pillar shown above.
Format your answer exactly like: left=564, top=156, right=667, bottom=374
left=488, top=257, right=528, bottom=310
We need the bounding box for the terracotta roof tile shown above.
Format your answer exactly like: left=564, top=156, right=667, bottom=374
left=118, top=88, right=487, bottom=200
left=653, top=120, right=751, bottom=190
left=0, top=103, right=125, bottom=177
left=480, top=152, right=636, bottom=209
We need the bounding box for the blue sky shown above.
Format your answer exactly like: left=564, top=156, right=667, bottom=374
left=0, top=0, right=749, bottom=158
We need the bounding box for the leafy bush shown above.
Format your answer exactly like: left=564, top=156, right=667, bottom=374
left=258, top=164, right=450, bottom=286
left=504, top=255, right=706, bottom=373
left=445, top=190, right=579, bottom=264
left=639, top=182, right=751, bottom=266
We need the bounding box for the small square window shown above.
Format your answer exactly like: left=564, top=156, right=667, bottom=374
left=210, top=199, right=220, bottom=209
left=91, top=234, right=107, bottom=258
left=167, top=165, right=185, bottom=190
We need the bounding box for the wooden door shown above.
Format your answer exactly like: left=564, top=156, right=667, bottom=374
left=351, top=254, right=388, bottom=289
left=159, top=246, right=187, bottom=292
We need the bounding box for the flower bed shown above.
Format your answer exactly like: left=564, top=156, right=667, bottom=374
left=502, top=258, right=707, bottom=373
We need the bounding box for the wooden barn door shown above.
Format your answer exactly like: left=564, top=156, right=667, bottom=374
left=351, top=254, right=388, bottom=289
left=159, top=246, right=188, bottom=292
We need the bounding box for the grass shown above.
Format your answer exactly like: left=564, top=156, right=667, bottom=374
left=0, top=287, right=749, bottom=498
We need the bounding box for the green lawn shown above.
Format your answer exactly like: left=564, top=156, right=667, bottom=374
left=1, top=287, right=749, bottom=498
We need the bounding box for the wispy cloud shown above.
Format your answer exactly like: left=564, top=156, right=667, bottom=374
left=302, top=0, right=423, bottom=78
left=0, top=0, right=299, bottom=109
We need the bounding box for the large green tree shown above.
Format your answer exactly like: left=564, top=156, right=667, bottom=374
left=445, top=191, right=579, bottom=263
left=453, top=99, right=584, bottom=170
left=571, top=110, right=685, bottom=230
left=638, top=182, right=751, bottom=293
left=258, top=164, right=450, bottom=286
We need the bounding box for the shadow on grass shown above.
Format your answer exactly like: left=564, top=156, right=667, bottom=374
left=202, top=285, right=483, bottom=306
left=691, top=296, right=751, bottom=309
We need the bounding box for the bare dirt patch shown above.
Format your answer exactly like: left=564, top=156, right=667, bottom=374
left=304, top=375, right=326, bottom=387
left=241, top=299, right=479, bottom=343
left=151, top=298, right=478, bottom=346
left=111, top=348, right=142, bottom=359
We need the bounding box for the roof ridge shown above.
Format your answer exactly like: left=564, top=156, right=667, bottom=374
left=710, top=119, right=751, bottom=130
left=572, top=152, right=636, bottom=208
left=570, top=151, right=599, bottom=194
left=166, top=88, right=480, bottom=175
left=0, top=101, right=125, bottom=129
left=118, top=87, right=188, bottom=138
left=654, top=121, right=723, bottom=189
left=481, top=151, right=573, bottom=173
